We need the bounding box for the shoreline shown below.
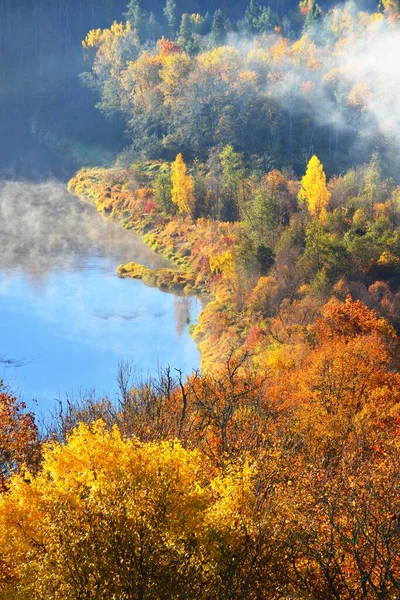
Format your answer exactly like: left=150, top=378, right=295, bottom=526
left=68, top=166, right=245, bottom=371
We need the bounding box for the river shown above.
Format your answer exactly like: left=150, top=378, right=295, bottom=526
left=0, top=180, right=200, bottom=416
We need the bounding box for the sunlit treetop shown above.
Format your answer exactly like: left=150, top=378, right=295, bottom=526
left=298, top=155, right=330, bottom=221
left=171, top=153, right=195, bottom=216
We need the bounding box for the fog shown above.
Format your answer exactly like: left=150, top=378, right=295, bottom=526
left=0, top=180, right=169, bottom=280
left=0, top=180, right=200, bottom=407
left=246, top=4, right=400, bottom=164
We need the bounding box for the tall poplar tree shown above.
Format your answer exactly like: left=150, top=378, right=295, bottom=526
left=171, top=153, right=195, bottom=217
left=298, top=155, right=330, bottom=222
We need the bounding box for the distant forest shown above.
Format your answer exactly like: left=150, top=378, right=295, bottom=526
left=0, top=0, right=252, bottom=178
left=0, top=0, right=378, bottom=178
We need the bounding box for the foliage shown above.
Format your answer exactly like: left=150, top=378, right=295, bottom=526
left=0, top=422, right=211, bottom=599
left=36, top=4, right=400, bottom=594
left=298, top=154, right=331, bottom=221
left=171, top=153, right=195, bottom=216
left=2, top=315, right=400, bottom=597
left=79, top=4, right=400, bottom=173
left=0, top=383, right=40, bottom=493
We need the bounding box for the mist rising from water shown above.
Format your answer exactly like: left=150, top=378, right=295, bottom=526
left=0, top=180, right=169, bottom=280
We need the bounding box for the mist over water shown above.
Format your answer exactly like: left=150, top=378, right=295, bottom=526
left=0, top=180, right=171, bottom=275
left=0, top=181, right=200, bottom=413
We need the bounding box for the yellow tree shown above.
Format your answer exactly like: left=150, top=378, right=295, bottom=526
left=209, top=250, right=236, bottom=280
left=0, top=421, right=210, bottom=599
left=0, top=420, right=278, bottom=599
left=298, top=155, right=330, bottom=222
left=380, top=0, right=399, bottom=16
left=171, top=153, right=195, bottom=217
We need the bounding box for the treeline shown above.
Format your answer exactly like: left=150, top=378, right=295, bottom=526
left=0, top=0, right=389, bottom=175
left=73, top=0, right=400, bottom=360
left=1, top=293, right=400, bottom=599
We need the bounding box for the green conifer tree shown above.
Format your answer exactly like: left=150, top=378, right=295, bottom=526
left=178, top=13, right=197, bottom=54
left=244, top=0, right=262, bottom=33
left=125, top=0, right=144, bottom=38
left=256, top=6, right=274, bottom=32
left=163, top=0, right=177, bottom=34
left=210, top=9, right=225, bottom=48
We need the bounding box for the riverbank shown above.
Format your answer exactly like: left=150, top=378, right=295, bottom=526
left=68, top=166, right=255, bottom=371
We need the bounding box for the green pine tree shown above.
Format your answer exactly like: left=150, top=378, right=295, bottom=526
left=125, top=0, right=144, bottom=38
left=163, top=0, right=177, bottom=33
left=256, top=6, right=274, bottom=33
left=210, top=9, right=225, bottom=48
left=178, top=13, right=197, bottom=54
left=244, top=0, right=262, bottom=33
left=146, top=11, right=160, bottom=42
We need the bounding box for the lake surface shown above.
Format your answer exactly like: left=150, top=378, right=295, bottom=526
left=0, top=181, right=200, bottom=416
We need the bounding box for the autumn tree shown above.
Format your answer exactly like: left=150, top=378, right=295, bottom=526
left=278, top=444, right=400, bottom=600
left=298, top=156, right=331, bottom=277
left=171, top=153, right=195, bottom=217
left=0, top=383, right=40, bottom=492
left=184, top=355, right=273, bottom=461
left=0, top=384, right=41, bottom=593
left=271, top=296, right=400, bottom=461
left=298, top=155, right=330, bottom=221
left=264, top=297, right=400, bottom=598
left=0, top=420, right=279, bottom=599
left=303, top=0, right=322, bottom=29
left=0, top=422, right=210, bottom=599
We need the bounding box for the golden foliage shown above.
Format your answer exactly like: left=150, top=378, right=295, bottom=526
left=298, top=154, right=331, bottom=221
left=209, top=250, right=236, bottom=279
left=0, top=422, right=210, bottom=598
left=171, top=153, right=195, bottom=216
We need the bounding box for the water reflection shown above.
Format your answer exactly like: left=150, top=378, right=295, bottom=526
left=0, top=181, right=200, bottom=411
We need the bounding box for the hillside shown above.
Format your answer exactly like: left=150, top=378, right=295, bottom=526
left=1, top=0, right=400, bottom=598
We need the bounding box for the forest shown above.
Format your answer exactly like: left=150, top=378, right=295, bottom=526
left=2, top=0, right=400, bottom=598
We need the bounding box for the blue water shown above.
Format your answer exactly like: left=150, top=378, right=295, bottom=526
left=0, top=181, right=200, bottom=416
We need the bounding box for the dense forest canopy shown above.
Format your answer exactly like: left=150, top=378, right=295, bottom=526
left=0, top=0, right=385, bottom=177
left=77, top=0, right=400, bottom=176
